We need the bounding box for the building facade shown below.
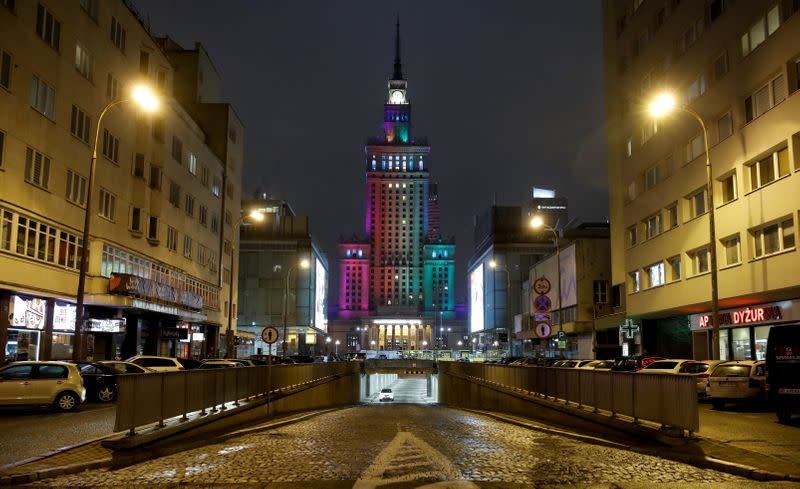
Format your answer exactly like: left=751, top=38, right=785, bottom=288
left=603, top=0, right=800, bottom=359
left=333, top=22, right=460, bottom=352
left=0, top=0, right=241, bottom=361
left=236, top=197, right=328, bottom=357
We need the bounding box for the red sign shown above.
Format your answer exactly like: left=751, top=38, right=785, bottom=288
left=698, top=306, right=782, bottom=328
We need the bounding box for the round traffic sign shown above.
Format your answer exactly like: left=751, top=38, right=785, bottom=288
left=533, top=294, right=552, bottom=313
left=533, top=277, right=551, bottom=295
left=535, top=322, right=551, bottom=338
left=261, top=326, right=280, bottom=344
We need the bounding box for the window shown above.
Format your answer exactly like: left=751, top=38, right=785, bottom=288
left=688, top=247, right=710, bottom=275
left=132, top=153, right=145, bottom=178
left=709, top=0, right=726, bottom=21
left=722, top=235, right=741, bottom=266
left=641, top=119, right=658, bottom=145
left=752, top=218, right=795, bottom=258
left=188, top=152, right=197, bottom=175
left=1, top=50, right=12, bottom=90
left=152, top=117, right=164, bottom=142
left=211, top=215, right=219, bottom=234
left=183, top=235, right=193, bottom=259
left=148, top=216, right=159, bottom=241
left=35, top=4, right=61, bottom=50
left=169, top=181, right=180, bottom=207
left=668, top=255, right=681, bottom=281
left=749, top=147, right=789, bottom=190
left=685, top=134, right=704, bottom=163
left=69, top=105, right=90, bottom=143
left=745, top=74, right=786, bottom=122
left=645, top=214, right=662, bottom=240
left=716, top=112, right=733, bottom=142
left=629, top=271, right=641, bottom=293
left=686, top=74, right=707, bottom=102
left=201, top=165, right=209, bottom=186
left=74, top=42, right=93, bottom=81
left=65, top=170, right=86, bottom=206
left=741, top=5, right=780, bottom=56
left=139, top=50, right=149, bottom=75
left=24, top=147, right=50, bottom=189
left=681, top=18, right=704, bottom=53
left=647, top=262, right=665, bottom=288
left=106, top=73, right=119, bottom=100
left=666, top=202, right=679, bottom=229
left=199, top=205, right=208, bottom=226
left=166, top=226, right=177, bottom=251
left=593, top=280, right=608, bottom=303
left=149, top=166, right=162, bottom=190
left=110, top=16, right=126, bottom=51
left=713, top=51, right=728, bottom=80
left=625, top=138, right=632, bottom=158
left=185, top=194, right=195, bottom=217
left=79, top=0, right=98, bottom=19
left=156, top=70, right=167, bottom=89
left=719, top=172, right=737, bottom=204
left=171, top=136, right=182, bottom=163
left=129, top=207, right=143, bottom=233
left=98, top=189, right=115, bottom=220
left=101, top=129, right=119, bottom=163
left=686, top=188, right=707, bottom=219
left=223, top=239, right=231, bottom=256
left=645, top=165, right=659, bottom=190
left=627, top=225, right=637, bottom=247
left=30, top=75, right=55, bottom=119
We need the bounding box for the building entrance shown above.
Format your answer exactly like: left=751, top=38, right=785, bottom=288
left=361, top=373, right=438, bottom=404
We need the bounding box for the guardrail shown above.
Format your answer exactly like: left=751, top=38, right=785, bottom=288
left=114, top=362, right=358, bottom=435
left=440, top=362, right=699, bottom=434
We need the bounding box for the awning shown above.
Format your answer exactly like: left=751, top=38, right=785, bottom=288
left=85, top=294, right=208, bottom=322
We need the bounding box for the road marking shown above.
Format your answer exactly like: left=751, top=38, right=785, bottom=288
left=353, top=431, right=470, bottom=489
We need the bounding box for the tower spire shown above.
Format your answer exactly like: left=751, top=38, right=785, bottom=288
left=393, top=15, right=403, bottom=80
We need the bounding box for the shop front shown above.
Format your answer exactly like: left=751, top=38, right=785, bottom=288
left=689, top=300, right=800, bottom=360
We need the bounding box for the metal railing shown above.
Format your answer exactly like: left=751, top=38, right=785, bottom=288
left=363, top=359, right=436, bottom=372
left=114, top=362, right=358, bottom=435
left=440, top=362, right=699, bottom=433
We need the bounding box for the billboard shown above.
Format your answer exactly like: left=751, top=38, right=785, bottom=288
left=314, top=258, right=327, bottom=332
left=470, top=264, right=484, bottom=333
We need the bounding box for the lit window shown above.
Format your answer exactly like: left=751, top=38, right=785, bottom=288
left=751, top=218, right=794, bottom=258
left=647, top=262, right=665, bottom=288
left=748, top=147, right=789, bottom=190
left=740, top=5, right=780, bottom=57
left=688, top=247, right=710, bottom=275
left=629, top=271, right=641, bottom=293
left=667, top=255, right=681, bottom=281
left=722, top=235, right=741, bottom=266
left=719, top=172, right=737, bottom=204
left=745, top=74, right=785, bottom=122
left=686, top=188, right=707, bottom=219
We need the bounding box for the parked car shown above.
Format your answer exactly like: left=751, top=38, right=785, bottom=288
left=73, top=362, right=125, bottom=402
left=510, top=358, right=539, bottom=366
left=706, top=360, right=766, bottom=409
left=638, top=359, right=695, bottom=374
left=0, top=361, right=85, bottom=411
left=198, top=360, right=240, bottom=369
left=766, top=324, right=800, bottom=423
left=99, top=361, right=152, bottom=374
left=609, top=356, right=664, bottom=372
left=579, top=360, right=614, bottom=370
left=378, top=388, right=394, bottom=402
left=498, top=356, right=524, bottom=365
left=226, top=359, right=256, bottom=367
left=177, top=358, right=203, bottom=370
left=289, top=355, right=315, bottom=364
left=125, top=355, right=183, bottom=372
left=677, top=360, right=725, bottom=396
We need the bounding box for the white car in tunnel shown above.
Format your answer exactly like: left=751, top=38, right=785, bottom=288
left=379, top=388, right=394, bottom=402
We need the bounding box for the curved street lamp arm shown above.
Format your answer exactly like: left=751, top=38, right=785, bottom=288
left=92, top=98, right=130, bottom=159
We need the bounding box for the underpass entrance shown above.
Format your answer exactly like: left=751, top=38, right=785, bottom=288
left=361, top=373, right=438, bottom=404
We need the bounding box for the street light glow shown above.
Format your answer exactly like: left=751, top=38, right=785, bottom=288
left=248, top=209, right=266, bottom=221
left=300, top=258, right=310, bottom=269
left=530, top=215, right=544, bottom=229
left=131, top=85, right=159, bottom=112
left=649, top=93, right=676, bottom=118
left=489, top=259, right=497, bottom=269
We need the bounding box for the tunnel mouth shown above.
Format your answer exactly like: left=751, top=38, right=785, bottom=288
left=361, top=373, right=438, bottom=404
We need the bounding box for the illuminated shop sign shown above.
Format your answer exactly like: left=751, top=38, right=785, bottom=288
left=690, top=302, right=794, bottom=330
left=53, top=303, right=77, bottom=331
left=10, top=296, right=46, bottom=330
left=87, top=318, right=125, bottom=333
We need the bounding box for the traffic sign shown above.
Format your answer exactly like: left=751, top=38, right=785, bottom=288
left=533, top=294, right=552, bottom=313
left=534, top=322, right=551, bottom=338
left=533, top=277, right=551, bottom=295
left=261, top=326, right=280, bottom=344
left=557, top=330, right=566, bottom=340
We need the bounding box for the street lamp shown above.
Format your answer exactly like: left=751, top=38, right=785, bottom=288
left=72, top=84, right=159, bottom=361
left=282, top=258, right=310, bottom=358
left=225, top=209, right=265, bottom=359
left=335, top=339, right=340, bottom=355
left=649, top=92, right=720, bottom=360
left=530, top=216, right=562, bottom=354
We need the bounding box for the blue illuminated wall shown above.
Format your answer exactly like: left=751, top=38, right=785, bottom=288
left=423, top=242, right=455, bottom=319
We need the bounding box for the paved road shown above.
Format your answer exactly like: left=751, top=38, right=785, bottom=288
left=0, top=403, right=115, bottom=467
left=365, top=376, right=435, bottom=404
left=33, top=404, right=750, bottom=487
left=698, top=400, right=800, bottom=467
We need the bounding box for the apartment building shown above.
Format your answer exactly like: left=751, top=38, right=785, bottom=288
left=0, top=0, right=242, bottom=361
left=603, top=0, right=800, bottom=359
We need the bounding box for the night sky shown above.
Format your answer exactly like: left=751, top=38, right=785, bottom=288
left=135, top=0, right=608, bottom=302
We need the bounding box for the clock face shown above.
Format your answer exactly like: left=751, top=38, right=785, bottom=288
left=390, top=90, right=405, bottom=104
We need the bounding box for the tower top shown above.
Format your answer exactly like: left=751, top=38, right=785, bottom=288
left=392, top=15, right=404, bottom=80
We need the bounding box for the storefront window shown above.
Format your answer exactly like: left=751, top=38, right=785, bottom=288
left=719, top=329, right=729, bottom=361
left=732, top=327, right=752, bottom=360
left=754, top=325, right=770, bottom=361
left=6, top=329, right=40, bottom=361
left=51, top=333, right=74, bottom=360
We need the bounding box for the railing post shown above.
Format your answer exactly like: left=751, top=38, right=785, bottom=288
left=234, top=370, right=240, bottom=407
left=127, top=376, right=137, bottom=437
left=632, top=374, right=638, bottom=424
left=593, top=371, right=599, bottom=413
left=610, top=372, right=616, bottom=418
left=181, top=371, right=189, bottom=421
left=201, top=370, right=207, bottom=415
left=577, top=370, right=582, bottom=409
left=221, top=370, right=227, bottom=410
left=158, top=373, right=166, bottom=428
left=210, top=371, right=218, bottom=413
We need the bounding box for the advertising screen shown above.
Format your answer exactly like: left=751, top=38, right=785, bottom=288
left=314, top=258, right=327, bottom=332
left=470, top=264, right=484, bottom=333
left=11, top=295, right=46, bottom=330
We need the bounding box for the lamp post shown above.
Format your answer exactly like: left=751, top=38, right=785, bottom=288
left=335, top=339, right=340, bottom=355
left=530, top=216, right=562, bottom=357
left=72, top=86, right=159, bottom=361
left=649, top=93, right=720, bottom=360
left=225, top=209, right=265, bottom=359
left=325, top=336, right=331, bottom=355
left=282, top=258, right=310, bottom=358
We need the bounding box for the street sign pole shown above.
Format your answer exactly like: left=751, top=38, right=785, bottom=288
left=261, top=326, right=280, bottom=417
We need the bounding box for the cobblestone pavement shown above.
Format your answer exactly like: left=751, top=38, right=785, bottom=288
left=32, top=405, right=751, bottom=487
